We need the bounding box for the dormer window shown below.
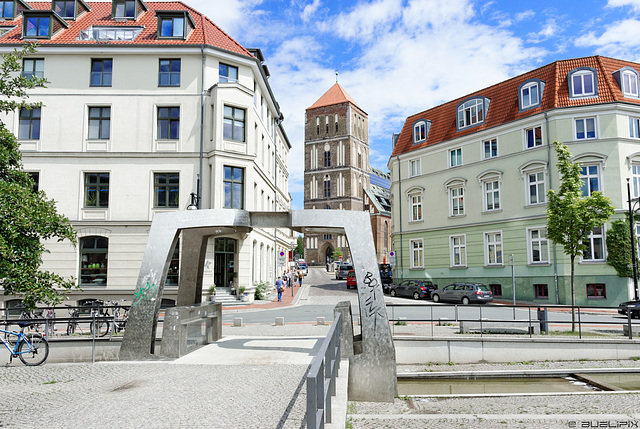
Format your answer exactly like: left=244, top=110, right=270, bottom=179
left=53, top=1, right=74, bottom=19
left=114, top=0, right=135, bottom=18
left=412, top=119, right=430, bottom=144
left=156, top=11, right=194, bottom=40
left=613, top=67, right=639, bottom=98
left=456, top=97, right=490, bottom=131
left=568, top=67, right=598, bottom=98
left=518, top=79, right=545, bottom=111
left=25, top=16, right=49, bottom=37
left=1, top=1, right=14, bottom=19
left=22, top=10, right=68, bottom=39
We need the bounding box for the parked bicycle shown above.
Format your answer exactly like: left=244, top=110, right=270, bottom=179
left=106, top=300, right=128, bottom=334
left=0, top=322, right=49, bottom=366
left=66, top=305, right=79, bottom=335
left=87, top=300, right=110, bottom=337
left=17, top=307, right=45, bottom=334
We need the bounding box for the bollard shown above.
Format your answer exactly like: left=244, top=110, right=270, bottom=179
left=233, top=317, right=243, bottom=327
left=275, top=317, right=285, bottom=326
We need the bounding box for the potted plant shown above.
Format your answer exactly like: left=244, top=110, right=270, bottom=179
left=208, top=285, right=216, bottom=301
left=238, top=286, right=246, bottom=301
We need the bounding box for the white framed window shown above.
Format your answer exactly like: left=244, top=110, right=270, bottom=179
left=483, top=179, right=500, bottom=211
left=449, top=148, right=462, bottom=167
left=409, top=159, right=421, bottom=177
left=450, top=235, right=466, bottom=267
left=527, top=171, right=546, bottom=205
left=410, top=239, right=423, bottom=268
left=414, top=122, right=426, bottom=143
left=579, top=164, right=600, bottom=196
left=528, top=227, right=549, bottom=264
left=582, top=226, right=605, bottom=262
left=450, top=186, right=464, bottom=216
left=483, top=138, right=497, bottom=160
left=457, top=97, right=487, bottom=129
left=630, top=117, right=640, bottom=138
left=575, top=117, right=596, bottom=140
left=524, top=125, right=542, bottom=149
left=521, top=82, right=539, bottom=109
left=570, top=69, right=596, bottom=97
left=484, top=232, right=503, bottom=266
left=633, top=164, right=640, bottom=198
left=410, top=194, right=422, bottom=221
left=622, top=70, right=639, bottom=97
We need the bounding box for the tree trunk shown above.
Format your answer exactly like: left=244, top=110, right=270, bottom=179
left=571, top=254, right=576, bottom=332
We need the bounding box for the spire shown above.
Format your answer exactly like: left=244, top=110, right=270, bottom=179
left=307, top=83, right=365, bottom=113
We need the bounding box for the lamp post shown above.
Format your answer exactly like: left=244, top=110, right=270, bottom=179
left=626, top=179, right=640, bottom=301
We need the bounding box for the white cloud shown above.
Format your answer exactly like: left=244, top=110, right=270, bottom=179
left=301, top=0, right=322, bottom=22
left=527, top=18, right=559, bottom=43
left=606, top=0, right=640, bottom=12
left=327, top=0, right=403, bottom=41
left=515, top=10, right=535, bottom=22
left=575, top=19, right=640, bottom=59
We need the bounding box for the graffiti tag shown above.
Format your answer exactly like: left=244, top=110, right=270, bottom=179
left=362, top=271, right=386, bottom=329
left=133, top=282, right=157, bottom=306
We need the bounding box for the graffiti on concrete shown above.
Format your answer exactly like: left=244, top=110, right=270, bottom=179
left=363, top=271, right=385, bottom=330
left=133, top=282, right=157, bottom=306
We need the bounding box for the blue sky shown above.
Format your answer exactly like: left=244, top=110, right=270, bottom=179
left=186, top=0, right=640, bottom=209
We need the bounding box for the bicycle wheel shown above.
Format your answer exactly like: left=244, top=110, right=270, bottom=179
left=18, top=333, right=49, bottom=366
left=90, top=320, right=110, bottom=337
left=66, top=322, right=76, bottom=335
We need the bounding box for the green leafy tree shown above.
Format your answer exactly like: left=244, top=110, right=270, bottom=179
left=605, top=218, right=635, bottom=278
left=546, top=141, right=615, bottom=330
left=0, top=44, right=77, bottom=309
left=332, top=247, right=344, bottom=261
left=294, top=235, right=304, bottom=259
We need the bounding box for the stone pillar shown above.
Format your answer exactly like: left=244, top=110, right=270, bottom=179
left=334, top=301, right=354, bottom=359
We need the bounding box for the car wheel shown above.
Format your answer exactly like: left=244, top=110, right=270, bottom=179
left=390, top=290, right=397, bottom=297
left=462, top=296, right=470, bottom=305
left=413, top=292, right=420, bottom=300
left=432, top=294, right=440, bottom=303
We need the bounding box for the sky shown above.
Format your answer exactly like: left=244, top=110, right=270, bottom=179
left=183, top=0, right=640, bottom=209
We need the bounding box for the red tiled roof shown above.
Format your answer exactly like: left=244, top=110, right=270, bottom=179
left=307, top=83, right=365, bottom=113
left=0, top=1, right=253, bottom=58
left=392, top=56, right=640, bottom=157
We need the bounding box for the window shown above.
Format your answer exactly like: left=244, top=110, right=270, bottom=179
left=223, top=105, right=245, bottom=142
left=449, top=148, right=462, bottom=167
left=90, top=59, right=112, bottom=87
left=586, top=283, right=606, bottom=299
left=569, top=68, right=597, bottom=98
left=219, top=63, right=238, bottom=83
left=528, top=228, right=549, bottom=264
left=316, top=117, right=320, bottom=135
left=22, top=58, right=44, bottom=79
left=630, top=117, right=640, bottom=138
left=534, top=284, right=548, bottom=299
left=323, top=234, right=332, bottom=240
left=410, top=194, right=422, bottom=221
left=335, top=114, right=338, bottom=133
left=575, top=118, right=596, bottom=140
left=527, top=171, right=545, bottom=205
left=633, top=164, right=640, bottom=198
left=489, top=284, right=502, bottom=297
left=223, top=166, right=244, bottom=209
left=409, top=159, right=420, bottom=177
left=413, top=120, right=430, bottom=143
left=623, top=70, right=639, bottom=97
left=25, top=16, right=50, bottom=37
left=483, top=138, right=497, bottom=159
left=410, top=239, right=423, bottom=268
left=166, top=241, right=180, bottom=286
left=484, top=179, right=500, bottom=211
left=451, top=235, right=466, bottom=267
left=154, top=173, right=179, bottom=208
left=580, top=165, right=600, bottom=196
left=88, top=107, right=110, bottom=140
left=54, top=0, right=75, bottom=18
left=18, top=107, right=40, bottom=140
left=1, top=1, right=14, bottom=19
left=324, top=175, right=331, bottom=198
left=79, top=236, right=108, bottom=286
left=84, top=173, right=109, bottom=208
left=159, top=59, right=180, bottom=87
left=450, top=187, right=464, bottom=216
left=457, top=97, right=488, bottom=130
left=324, top=150, right=331, bottom=167
left=28, top=172, right=39, bottom=192
left=519, top=80, right=544, bottom=110
left=525, top=125, right=542, bottom=148
left=485, top=232, right=503, bottom=265
left=159, top=16, right=185, bottom=38
left=158, top=106, right=179, bottom=140
left=114, top=0, right=135, bottom=18
left=583, top=226, right=605, bottom=261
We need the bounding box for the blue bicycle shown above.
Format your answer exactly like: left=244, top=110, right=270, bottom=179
left=0, top=323, right=49, bottom=366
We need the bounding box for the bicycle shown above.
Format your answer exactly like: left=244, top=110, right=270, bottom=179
left=18, top=308, right=45, bottom=334
left=0, top=323, right=49, bottom=366
left=106, top=300, right=128, bottom=334
left=88, top=300, right=109, bottom=337
left=66, top=305, right=79, bottom=335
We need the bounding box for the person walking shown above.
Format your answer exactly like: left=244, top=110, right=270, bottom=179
left=297, top=268, right=303, bottom=287
left=276, top=276, right=284, bottom=302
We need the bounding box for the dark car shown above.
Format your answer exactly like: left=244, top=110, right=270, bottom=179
left=379, top=264, right=393, bottom=284
left=431, top=283, right=493, bottom=304
left=335, top=263, right=353, bottom=280
left=618, top=300, right=640, bottom=318
left=346, top=270, right=357, bottom=289
left=389, top=280, right=437, bottom=300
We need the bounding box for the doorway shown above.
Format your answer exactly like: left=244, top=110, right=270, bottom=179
left=214, top=237, right=236, bottom=288
left=325, top=245, right=334, bottom=264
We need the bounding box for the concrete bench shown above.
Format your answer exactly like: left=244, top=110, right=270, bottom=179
left=460, top=320, right=540, bottom=335
left=160, top=302, right=222, bottom=358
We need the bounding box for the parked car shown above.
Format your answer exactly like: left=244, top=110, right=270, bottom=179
left=296, top=261, right=308, bottom=276
left=378, top=264, right=392, bottom=284
left=388, top=280, right=437, bottom=300
left=431, top=283, right=493, bottom=304
left=335, top=263, right=353, bottom=280
left=618, top=300, right=640, bottom=318
left=346, top=270, right=357, bottom=289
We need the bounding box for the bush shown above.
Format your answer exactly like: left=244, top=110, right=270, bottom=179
left=254, top=281, right=269, bottom=300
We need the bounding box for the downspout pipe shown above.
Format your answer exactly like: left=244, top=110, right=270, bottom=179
left=396, top=155, right=403, bottom=280
left=545, top=111, right=559, bottom=304
left=198, top=44, right=205, bottom=208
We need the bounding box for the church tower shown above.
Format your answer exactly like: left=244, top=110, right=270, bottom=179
left=303, top=83, right=370, bottom=265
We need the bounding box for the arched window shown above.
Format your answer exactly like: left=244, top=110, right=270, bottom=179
left=80, top=236, right=108, bottom=285
left=456, top=97, right=489, bottom=130
left=324, top=150, right=331, bottom=167
left=324, top=175, right=331, bottom=198
left=568, top=67, right=598, bottom=98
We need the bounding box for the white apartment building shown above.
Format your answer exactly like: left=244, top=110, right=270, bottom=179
left=0, top=0, right=291, bottom=308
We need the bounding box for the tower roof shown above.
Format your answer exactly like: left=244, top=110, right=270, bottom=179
left=307, top=83, right=365, bottom=113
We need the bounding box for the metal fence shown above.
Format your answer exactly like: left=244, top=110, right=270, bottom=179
left=306, top=312, right=342, bottom=429
left=386, top=303, right=639, bottom=339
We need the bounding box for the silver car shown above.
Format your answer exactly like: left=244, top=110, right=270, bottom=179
left=431, top=283, right=493, bottom=305
left=335, top=263, right=353, bottom=280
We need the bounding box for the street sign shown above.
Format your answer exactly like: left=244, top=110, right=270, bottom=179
left=278, top=251, right=285, bottom=266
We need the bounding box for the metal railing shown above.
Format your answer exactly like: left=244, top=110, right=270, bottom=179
left=306, top=312, right=342, bottom=429
left=386, top=303, right=639, bottom=339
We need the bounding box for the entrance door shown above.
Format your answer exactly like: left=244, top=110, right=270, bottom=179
left=214, top=238, right=236, bottom=288
left=325, top=246, right=334, bottom=264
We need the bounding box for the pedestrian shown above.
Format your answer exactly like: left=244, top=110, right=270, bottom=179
left=276, top=276, right=284, bottom=302
left=297, top=268, right=303, bottom=287
left=287, top=270, right=293, bottom=288
left=282, top=271, right=289, bottom=287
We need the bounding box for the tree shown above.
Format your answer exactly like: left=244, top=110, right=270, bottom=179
left=546, top=141, right=615, bottom=330
left=0, top=44, right=77, bottom=309
left=294, top=235, right=304, bottom=259
left=606, top=218, right=635, bottom=278
left=331, top=247, right=344, bottom=261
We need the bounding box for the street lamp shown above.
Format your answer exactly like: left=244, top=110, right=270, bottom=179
left=186, top=192, right=200, bottom=210
left=626, top=178, right=640, bottom=301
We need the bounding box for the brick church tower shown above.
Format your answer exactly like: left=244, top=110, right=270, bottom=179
left=303, top=83, right=370, bottom=265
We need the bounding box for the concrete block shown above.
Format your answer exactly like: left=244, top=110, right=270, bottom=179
left=275, top=317, right=284, bottom=326
left=317, top=317, right=326, bottom=325
left=622, top=324, right=640, bottom=336
left=233, top=317, right=243, bottom=327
